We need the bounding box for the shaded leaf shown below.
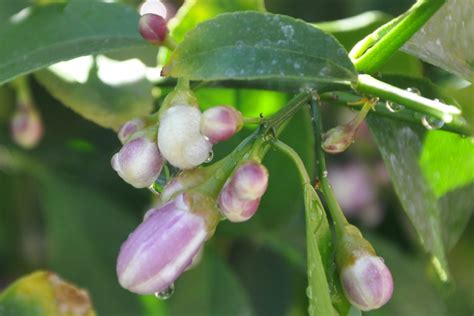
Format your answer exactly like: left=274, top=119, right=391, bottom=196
left=0, top=271, right=96, bottom=316
left=0, top=1, right=149, bottom=85
left=402, top=0, right=474, bottom=81
left=368, top=116, right=474, bottom=281
left=164, top=12, right=357, bottom=92
left=34, top=60, right=153, bottom=130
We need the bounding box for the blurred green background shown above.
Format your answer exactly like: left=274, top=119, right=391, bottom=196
left=0, top=0, right=473, bottom=315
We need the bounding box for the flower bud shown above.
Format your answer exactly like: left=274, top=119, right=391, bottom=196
left=232, top=161, right=269, bottom=200
left=138, top=13, right=168, bottom=44
left=340, top=255, right=393, bottom=311
left=336, top=225, right=393, bottom=311
left=218, top=161, right=268, bottom=222
left=111, top=136, right=164, bottom=188
left=117, top=193, right=219, bottom=294
left=10, top=104, right=43, bottom=149
left=117, top=118, right=145, bottom=144
left=218, top=183, right=261, bottom=222
left=322, top=124, right=355, bottom=154
left=158, top=105, right=212, bottom=169
left=200, top=106, right=243, bottom=144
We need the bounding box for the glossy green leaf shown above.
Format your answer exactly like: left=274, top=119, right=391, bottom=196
left=167, top=247, right=255, bottom=316
left=164, top=12, right=357, bottom=92
left=170, top=0, right=265, bottom=42
left=34, top=63, right=153, bottom=130
left=368, top=116, right=474, bottom=282
left=0, top=1, right=150, bottom=85
left=0, top=271, right=96, bottom=316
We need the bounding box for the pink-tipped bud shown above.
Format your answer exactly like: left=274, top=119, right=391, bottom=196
left=200, top=106, right=243, bottom=144
left=111, top=136, right=163, bottom=188
left=340, top=255, right=393, bottom=311
left=138, top=13, right=168, bottom=44
left=10, top=105, right=43, bottom=149
left=322, top=124, right=356, bottom=154
left=117, top=118, right=145, bottom=144
left=218, top=161, right=268, bottom=222
left=117, top=193, right=219, bottom=294
left=232, top=161, right=269, bottom=200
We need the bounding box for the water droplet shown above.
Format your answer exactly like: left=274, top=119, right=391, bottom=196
left=406, top=87, right=421, bottom=95
left=305, top=286, right=313, bottom=299
left=421, top=115, right=444, bottom=130
left=385, top=100, right=405, bottom=113
left=155, top=284, right=174, bottom=300
left=322, top=170, right=328, bottom=178
left=205, top=150, right=214, bottom=163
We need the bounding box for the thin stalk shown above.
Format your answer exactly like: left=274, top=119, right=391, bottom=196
left=355, top=74, right=461, bottom=123
left=352, top=0, right=446, bottom=73
left=310, top=99, right=349, bottom=237
left=271, top=140, right=334, bottom=316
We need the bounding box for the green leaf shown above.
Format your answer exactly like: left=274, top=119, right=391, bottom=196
left=167, top=247, right=255, bottom=316
left=0, top=1, right=150, bottom=85
left=34, top=62, right=153, bottom=130
left=164, top=12, right=357, bottom=92
left=368, top=116, right=474, bottom=282
left=170, top=0, right=265, bottom=43
left=402, top=0, right=474, bottom=81
left=0, top=271, right=96, bottom=316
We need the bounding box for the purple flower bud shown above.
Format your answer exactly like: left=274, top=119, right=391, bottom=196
left=111, top=137, right=163, bottom=188
left=231, top=161, right=269, bottom=200
left=217, top=161, right=268, bottom=222
left=322, top=124, right=356, bottom=154
left=341, top=255, right=393, bottom=311
left=200, top=106, right=243, bottom=144
left=117, top=118, right=145, bottom=144
left=138, top=13, right=168, bottom=44
left=218, top=183, right=261, bottom=222
left=117, top=193, right=218, bottom=294
left=10, top=105, right=43, bottom=149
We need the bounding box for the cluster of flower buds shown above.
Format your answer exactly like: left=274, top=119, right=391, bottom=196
left=158, top=89, right=243, bottom=170
left=218, top=160, right=269, bottom=222
left=336, top=225, right=393, bottom=311
left=117, top=192, right=219, bottom=295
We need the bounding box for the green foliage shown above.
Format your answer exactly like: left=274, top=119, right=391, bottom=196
left=164, top=12, right=357, bottom=92
left=0, top=0, right=149, bottom=85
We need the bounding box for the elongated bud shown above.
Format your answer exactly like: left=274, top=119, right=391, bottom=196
left=117, top=192, right=219, bottom=294
left=138, top=13, right=168, bottom=44
left=336, top=226, right=393, bottom=311
left=200, top=106, right=243, bottom=144
left=158, top=105, right=212, bottom=169
left=322, top=124, right=355, bottom=154
left=117, top=118, right=145, bottom=144
left=111, top=136, right=164, bottom=188
left=10, top=104, right=43, bottom=149
left=218, top=160, right=268, bottom=222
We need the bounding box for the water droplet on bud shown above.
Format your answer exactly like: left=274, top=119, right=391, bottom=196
left=148, top=182, right=164, bottom=195
left=155, top=283, right=175, bottom=300
left=406, top=87, right=421, bottom=95
left=385, top=100, right=405, bottom=113
left=421, top=115, right=444, bottom=130
left=322, top=170, right=328, bottom=178
left=205, top=150, right=214, bottom=163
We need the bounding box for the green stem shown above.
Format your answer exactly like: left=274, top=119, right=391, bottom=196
left=271, top=140, right=334, bottom=316
left=320, top=92, right=471, bottom=135
left=310, top=99, right=349, bottom=237
left=355, top=74, right=461, bottom=123
left=352, top=0, right=446, bottom=73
